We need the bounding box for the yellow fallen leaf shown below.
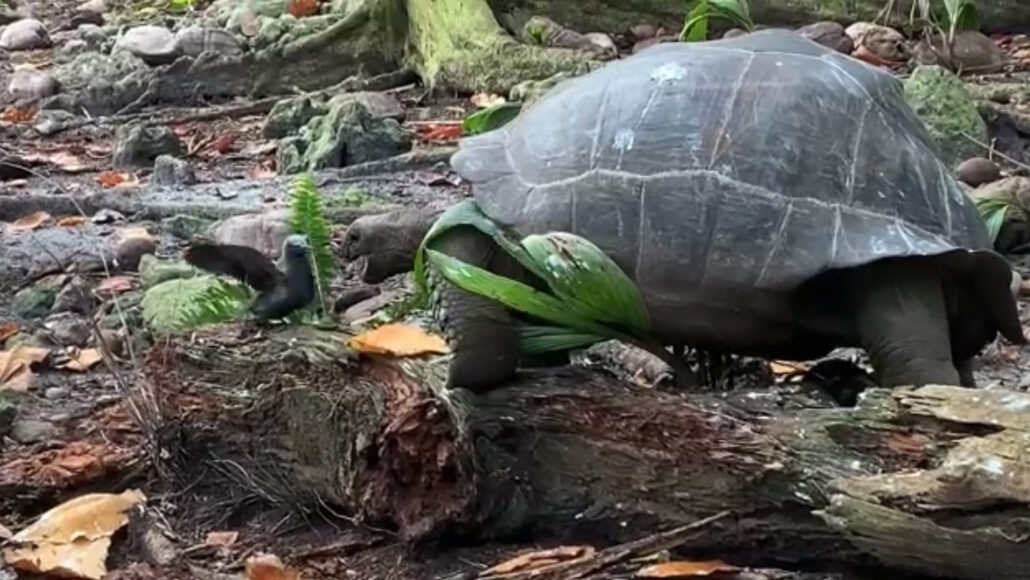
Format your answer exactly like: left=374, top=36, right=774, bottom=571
left=5, top=537, right=111, bottom=580
left=206, top=530, right=239, bottom=547
left=348, top=323, right=449, bottom=357
left=245, top=552, right=301, bottom=580
left=0, top=346, right=50, bottom=391
left=6, top=211, right=51, bottom=233
left=57, top=349, right=104, bottom=372
left=4, top=489, right=146, bottom=580
left=482, top=545, right=595, bottom=576
left=769, top=360, right=809, bottom=375
left=635, top=560, right=739, bottom=578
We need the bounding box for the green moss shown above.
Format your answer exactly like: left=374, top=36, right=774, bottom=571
left=903, top=65, right=987, bottom=165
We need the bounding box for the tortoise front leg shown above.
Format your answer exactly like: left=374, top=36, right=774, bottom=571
left=426, top=225, right=521, bottom=393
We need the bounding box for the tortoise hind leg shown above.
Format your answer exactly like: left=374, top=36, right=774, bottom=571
left=426, top=225, right=522, bottom=393
left=844, top=258, right=962, bottom=387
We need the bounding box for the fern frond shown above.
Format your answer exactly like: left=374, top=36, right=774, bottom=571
left=178, top=279, right=252, bottom=330
left=288, top=173, right=336, bottom=317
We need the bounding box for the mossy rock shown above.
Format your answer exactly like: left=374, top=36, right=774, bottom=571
left=139, top=254, right=201, bottom=289
left=11, top=286, right=57, bottom=318
left=903, top=65, right=987, bottom=166
left=141, top=276, right=246, bottom=336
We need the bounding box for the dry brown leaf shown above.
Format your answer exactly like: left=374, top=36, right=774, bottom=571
left=348, top=323, right=449, bottom=357
left=288, top=0, right=319, bottom=17
left=205, top=530, right=239, bottom=547
left=118, top=226, right=154, bottom=244
left=0, top=323, right=20, bottom=342
left=57, top=349, right=103, bottom=372
left=96, top=276, right=134, bottom=295
left=3, top=489, right=146, bottom=580
left=0, top=106, right=36, bottom=124
left=6, top=211, right=51, bottom=233
left=635, top=560, right=739, bottom=578
left=0, top=346, right=49, bottom=391
left=482, top=546, right=595, bottom=576
left=20, top=150, right=90, bottom=173
left=470, top=92, right=506, bottom=108
left=769, top=360, right=809, bottom=375
left=245, top=552, right=301, bottom=580
left=56, top=216, right=87, bottom=228
left=96, top=171, right=140, bottom=189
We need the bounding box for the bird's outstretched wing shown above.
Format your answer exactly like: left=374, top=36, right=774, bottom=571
left=183, top=243, right=283, bottom=293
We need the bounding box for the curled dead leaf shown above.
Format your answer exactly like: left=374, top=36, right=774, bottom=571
left=245, top=552, right=301, bottom=580
left=4, top=489, right=147, bottom=580
left=0, top=106, right=36, bottom=124
left=348, top=323, right=449, bottom=357
left=95, top=276, right=134, bottom=295
left=57, top=348, right=104, bottom=372
left=56, top=216, right=88, bottom=228
left=481, top=546, right=596, bottom=576
left=205, top=530, right=239, bottom=547
left=635, top=560, right=739, bottom=578
left=6, top=211, right=51, bottom=233
left=0, top=345, right=50, bottom=391
left=769, top=360, right=809, bottom=376
left=96, top=171, right=140, bottom=189
left=0, top=323, right=20, bottom=342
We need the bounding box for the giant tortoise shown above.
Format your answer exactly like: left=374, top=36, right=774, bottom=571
left=342, top=28, right=1026, bottom=392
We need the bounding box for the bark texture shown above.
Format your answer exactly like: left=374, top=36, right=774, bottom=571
left=142, top=324, right=1030, bottom=580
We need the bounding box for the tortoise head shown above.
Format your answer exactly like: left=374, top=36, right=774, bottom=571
left=342, top=208, right=438, bottom=284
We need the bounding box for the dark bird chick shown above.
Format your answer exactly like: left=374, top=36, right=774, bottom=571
left=183, top=234, right=317, bottom=321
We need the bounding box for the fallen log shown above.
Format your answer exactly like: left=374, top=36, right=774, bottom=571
left=140, top=324, right=1030, bottom=580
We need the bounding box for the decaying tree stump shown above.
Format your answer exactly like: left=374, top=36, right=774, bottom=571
left=141, top=324, right=1030, bottom=580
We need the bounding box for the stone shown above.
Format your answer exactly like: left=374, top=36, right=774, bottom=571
left=161, top=214, right=211, bottom=240
left=116, top=230, right=157, bottom=272
left=583, top=32, right=618, bottom=57
left=903, top=65, right=987, bottom=165
left=722, top=28, right=747, bottom=39
left=78, top=0, right=108, bottom=12
left=140, top=276, right=236, bottom=336
left=631, top=34, right=676, bottom=53
left=207, top=210, right=291, bottom=259
left=10, top=419, right=58, bottom=444
left=628, top=23, right=657, bottom=41
left=114, top=25, right=180, bottom=65
left=96, top=328, right=124, bottom=357
left=173, top=25, right=243, bottom=57
left=152, top=154, right=197, bottom=185
left=43, top=312, right=91, bottom=347
left=11, top=286, right=56, bottom=318
left=263, top=96, right=325, bottom=139
left=33, top=109, right=79, bottom=136
left=77, top=23, right=107, bottom=50
left=956, top=157, right=1001, bottom=187
left=44, top=387, right=69, bottom=399
left=912, top=30, right=1009, bottom=74
left=67, top=9, right=104, bottom=29
left=845, top=22, right=907, bottom=62
left=335, top=91, right=405, bottom=121
left=7, top=67, right=59, bottom=102
left=0, top=18, right=51, bottom=50
left=286, top=98, right=412, bottom=173
left=52, top=276, right=96, bottom=315
left=332, top=285, right=380, bottom=314
left=112, top=124, right=183, bottom=170
left=139, top=255, right=198, bottom=289
left=796, top=21, right=852, bottom=54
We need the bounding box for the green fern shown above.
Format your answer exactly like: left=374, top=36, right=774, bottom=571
left=288, top=173, right=336, bottom=317
left=141, top=276, right=251, bottom=336
left=178, top=279, right=253, bottom=329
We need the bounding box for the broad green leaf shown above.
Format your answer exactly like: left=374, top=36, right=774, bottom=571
left=521, top=232, right=650, bottom=337
left=982, top=205, right=1009, bottom=242
left=709, top=0, right=753, bottom=28
left=943, top=0, right=980, bottom=32
left=518, top=325, right=608, bottom=354
left=462, top=102, right=523, bottom=136
left=425, top=249, right=627, bottom=342
left=680, top=0, right=710, bottom=42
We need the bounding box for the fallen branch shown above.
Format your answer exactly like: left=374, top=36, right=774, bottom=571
left=139, top=324, right=1030, bottom=580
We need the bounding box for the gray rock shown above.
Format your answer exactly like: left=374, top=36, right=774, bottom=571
left=152, top=154, right=197, bottom=185
left=11, top=286, right=57, bottom=318
left=139, top=255, right=197, bottom=289
left=33, top=109, right=79, bottom=136
left=956, top=157, right=1001, bottom=187
left=287, top=97, right=412, bottom=173
left=161, top=214, right=212, bottom=240
left=336, top=91, right=405, bottom=120
left=7, top=67, right=59, bottom=102
left=912, top=30, right=1009, bottom=74
left=263, top=96, right=324, bottom=139
left=43, top=312, right=91, bottom=347
left=583, top=32, right=617, bottom=57
left=112, top=124, right=183, bottom=170
left=0, top=397, right=15, bottom=439
left=0, top=18, right=51, bottom=50
left=57, top=39, right=91, bottom=60
left=44, top=387, right=69, bottom=400
left=78, top=0, right=108, bottom=12
left=173, top=25, right=243, bottom=57
left=207, top=210, right=291, bottom=258
left=67, top=9, right=104, bottom=29
left=797, top=21, right=853, bottom=54
left=114, top=25, right=180, bottom=65
left=52, top=276, right=96, bottom=315
left=10, top=419, right=58, bottom=444
left=77, top=23, right=107, bottom=50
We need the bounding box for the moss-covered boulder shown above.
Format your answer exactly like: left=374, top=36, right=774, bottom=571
left=10, top=286, right=57, bottom=318
left=141, top=276, right=246, bottom=336
left=903, top=65, right=987, bottom=166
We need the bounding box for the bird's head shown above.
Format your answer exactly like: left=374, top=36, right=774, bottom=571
left=282, top=234, right=312, bottom=259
